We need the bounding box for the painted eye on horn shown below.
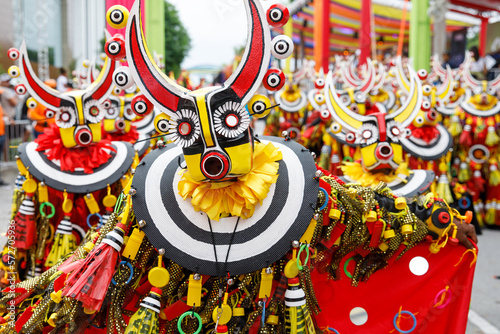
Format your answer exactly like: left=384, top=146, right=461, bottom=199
left=214, top=101, right=250, bottom=138
left=26, top=97, right=38, bottom=109
left=7, top=48, right=19, bottom=61
left=417, top=69, right=428, bottom=80
left=315, top=78, right=325, bottom=89
left=107, top=5, right=129, bottom=29
left=131, top=94, right=154, bottom=116
left=113, top=87, right=122, bottom=95
left=319, top=109, right=330, bottom=121
left=113, top=66, right=134, bottom=90
left=45, top=109, right=55, bottom=119
left=330, top=123, right=342, bottom=134
left=105, top=36, right=126, bottom=61
left=315, top=94, right=325, bottom=105
left=248, top=94, right=271, bottom=118
left=263, top=68, right=285, bottom=91
left=154, top=113, right=170, bottom=134
left=421, top=100, right=431, bottom=111
left=8, top=66, right=20, bottom=78
left=271, top=35, right=294, bottom=59
left=15, top=84, right=26, bottom=95
left=423, top=85, right=432, bottom=96
left=346, top=132, right=356, bottom=144
left=266, top=4, right=290, bottom=28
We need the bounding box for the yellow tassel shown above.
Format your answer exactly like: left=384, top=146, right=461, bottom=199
left=436, top=174, right=454, bottom=204
left=458, top=162, right=471, bottom=183
left=489, top=164, right=500, bottom=186
left=125, top=288, right=162, bottom=334
left=474, top=202, right=484, bottom=227
left=285, top=278, right=316, bottom=334
left=484, top=201, right=496, bottom=226
left=448, top=115, right=462, bottom=137
left=45, top=219, right=77, bottom=268
left=485, top=126, right=500, bottom=147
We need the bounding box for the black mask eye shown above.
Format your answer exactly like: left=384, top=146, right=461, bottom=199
left=213, top=101, right=250, bottom=138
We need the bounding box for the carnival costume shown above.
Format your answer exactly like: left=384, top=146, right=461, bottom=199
left=1, top=1, right=476, bottom=334
left=3, top=43, right=135, bottom=282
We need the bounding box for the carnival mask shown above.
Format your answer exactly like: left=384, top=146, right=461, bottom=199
left=121, top=0, right=270, bottom=182
left=326, top=65, right=423, bottom=172
left=17, top=42, right=116, bottom=148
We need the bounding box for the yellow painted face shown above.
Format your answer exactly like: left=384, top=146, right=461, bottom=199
left=170, top=88, right=253, bottom=182
left=361, top=142, right=403, bottom=171
left=56, top=91, right=104, bottom=148
left=103, top=96, right=134, bottom=134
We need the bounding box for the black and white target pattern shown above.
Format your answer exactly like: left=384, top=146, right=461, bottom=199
left=341, top=169, right=435, bottom=198
left=401, top=123, right=452, bottom=161
left=132, top=136, right=318, bottom=276
left=17, top=141, right=135, bottom=193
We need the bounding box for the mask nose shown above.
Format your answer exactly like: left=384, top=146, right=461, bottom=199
left=375, top=142, right=393, bottom=161
left=75, top=126, right=93, bottom=146
left=201, top=151, right=230, bottom=180
left=115, top=118, right=126, bottom=131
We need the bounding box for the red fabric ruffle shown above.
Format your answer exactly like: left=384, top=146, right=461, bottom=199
left=102, top=125, right=139, bottom=144
left=409, top=126, right=440, bottom=144
left=35, top=124, right=116, bottom=174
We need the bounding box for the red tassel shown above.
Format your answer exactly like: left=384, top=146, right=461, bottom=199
left=459, top=124, right=472, bottom=146
left=16, top=305, right=34, bottom=332
left=329, top=153, right=341, bottom=176
left=62, top=225, right=126, bottom=311
left=13, top=196, right=37, bottom=249
left=473, top=170, right=486, bottom=194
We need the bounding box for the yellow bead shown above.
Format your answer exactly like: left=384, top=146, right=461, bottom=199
left=84, top=193, right=100, bottom=214
left=50, top=290, right=62, bottom=303
left=148, top=267, right=170, bottom=288
left=106, top=5, right=129, bottom=29
left=102, top=194, right=117, bottom=208
left=384, top=229, right=396, bottom=239
left=258, top=268, right=273, bottom=299
left=366, top=211, right=377, bottom=223
left=266, top=315, right=279, bottom=325
left=329, top=208, right=341, bottom=220
left=38, top=183, right=49, bottom=203
left=378, top=242, right=389, bottom=252
left=48, top=313, right=58, bottom=327
left=62, top=198, right=73, bottom=214
left=22, top=178, right=37, bottom=193
left=401, top=224, right=413, bottom=235
left=122, top=228, right=145, bottom=261
left=84, top=308, right=96, bottom=315
left=394, top=197, right=407, bottom=211
left=187, top=274, right=202, bottom=307
left=212, top=304, right=232, bottom=325
left=233, top=307, right=245, bottom=317
left=284, top=259, right=299, bottom=279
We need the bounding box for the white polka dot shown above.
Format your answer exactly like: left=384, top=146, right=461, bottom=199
left=350, top=307, right=368, bottom=326
left=409, top=256, right=429, bottom=276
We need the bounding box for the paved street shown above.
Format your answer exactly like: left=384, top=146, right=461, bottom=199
left=0, top=164, right=498, bottom=333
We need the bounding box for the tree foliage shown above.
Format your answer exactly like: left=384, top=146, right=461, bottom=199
left=164, top=1, right=191, bottom=77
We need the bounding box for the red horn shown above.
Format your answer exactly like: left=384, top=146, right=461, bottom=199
left=19, top=41, right=66, bottom=110
left=221, top=0, right=271, bottom=104
left=85, top=54, right=117, bottom=103
left=126, top=0, right=186, bottom=114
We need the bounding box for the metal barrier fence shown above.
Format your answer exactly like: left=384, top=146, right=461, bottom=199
left=2, top=120, right=32, bottom=165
